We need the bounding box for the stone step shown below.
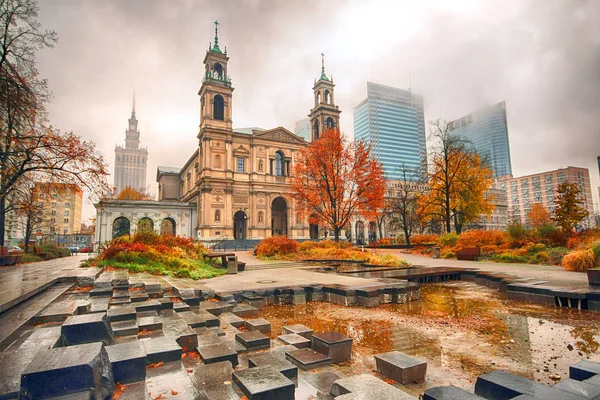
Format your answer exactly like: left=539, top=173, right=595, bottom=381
left=285, top=348, right=331, bottom=370
left=277, top=333, right=311, bottom=349
left=553, top=378, right=600, bottom=399
left=570, top=361, right=600, bottom=381
left=232, top=365, right=295, bottom=400
left=423, top=385, right=484, bottom=399
left=141, top=337, right=182, bottom=364
left=198, top=342, right=238, bottom=366
left=235, top=331, right=270, bottom=350
left=61, top=313, right=114, bottom=346
left=282, top=324, right=313, bottom=339
left=105, top=342, right=146, bottom=384
left=374, top=351, right=427, bottom=384
left=248, top=353, right=298, bottom=380
left=330, top=374, right=416, bottom=399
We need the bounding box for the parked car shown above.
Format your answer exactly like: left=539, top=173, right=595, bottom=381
left=69, top=246, right=79, bottom=253
left=78, top=246, right=93, bottom=253
left=9, top=246, right=23, bottom=254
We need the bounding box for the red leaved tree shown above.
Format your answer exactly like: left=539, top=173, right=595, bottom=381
left=291, top=128, right=385, bottom=242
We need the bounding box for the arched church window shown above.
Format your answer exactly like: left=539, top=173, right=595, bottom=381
left=258, top=211, right=264, bottom=223
left=215, top=210, right=221, bottom=222
left=313, top=120, right=319, bottom=139
left=326, top=117, right=335, bottom=129
left=213, top=95, right=224, bottom=120
left=317, top=92, right=321, bottom=104
left=275, top=151, right=284, bottom=176
left=324, top=90, right=330, bottom=104
left=258, top=160, right=263, bottom=171
left=213, top=63, right=223, bottom=80
left=214, top=155, right=222, bottom=168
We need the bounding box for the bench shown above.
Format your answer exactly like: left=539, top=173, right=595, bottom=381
left=456, top=247, right=481, bottom=261
left=205, top=252, right=235, bottom=266
left=0, top=247, right=21, bottom=266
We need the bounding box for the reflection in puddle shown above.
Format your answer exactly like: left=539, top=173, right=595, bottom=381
left=256, top=282, right=600, bottom=393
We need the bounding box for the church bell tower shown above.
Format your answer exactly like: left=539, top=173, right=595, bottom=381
left=308, top=53, right=341, bottom=141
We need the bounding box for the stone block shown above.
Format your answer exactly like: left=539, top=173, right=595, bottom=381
left=553, top=378, right=600, bottom=398
left=107, top=305, right=136, bottom=322
left=109, top=298, right=131, bottom=306
left=61, top=313, right=114, bottom=346
left=423, top=385, right=485, bottom=400
left=374, top=351, right=427, bottom=384
left=199, top=300, right=234, bottom=315
left=584, top=375, right=600, bottom=386
left=105, top=342, right=146, bottom=384
left=285, top=348, right=331, bottom=370
left=172, top=302, right=190, bottom=312
left=195, top=309, right=220, bottom=327
left=17, top=326, right=62, bottom=350
left=111, top=320, right=139, bottom=337
left=198, top=342, right=238, bottom=366
left=141, top=337, right=182, bottom=364
left=132, top=299, right=161, bottom=313
left=156, top=298, right=174, bottom=309
left=196, top=333, right=224, bottom=348
left=282, top=324, right=313, bottom=339
left=277, top=333, right=311, bottom=348
left=0, top=347, right=39, bottom=399
left=137, top=316, right=162, bottom=332
left=178, top=311, right=207, bottom=328
left=89, top=288, right=112, bottom=297
left=245, top=318, right=271, bottom=333
left=129, top=292, right=149, bottom=303
left=330, top=374, right=414, bottom=399
left=232, top=366, right=294, bottom=400
left=242, top=294, right=266, bottom=310
left=570, top=360, right=600, bottom=381
left=162, top=319, right=198, bottom=351
left=312, top=332, right=352, bottom=364
left=112, top=290, right=129, bottom=299
left=235, top=331, right=270, bottom=350
left=219, top=312, right=245, bottom=328
left=475, top=370, right=585, bottom=400
left=248, top=353, right=297, bottom=380
left=302, top=371, right=342, bottom=395
left=195, top=326, right=226, bottom=337
left=19, top=342, right=114, bottom=400
left=232, top=304, right=259, bottom=317
left=190, top=361, right=236, bottom=399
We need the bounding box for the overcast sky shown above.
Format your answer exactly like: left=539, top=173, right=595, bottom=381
left=36, top=0, right=600, bottom=222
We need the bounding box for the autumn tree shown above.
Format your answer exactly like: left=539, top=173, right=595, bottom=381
left=388, top=165, right=422, bottom=246
left=553, top=182, right=589, bottom=233
left=0, top=0, right=109, bottom=245
left=117, top=186, right=153, bottom=200
left=527, top=203, right=552, bottom=228
left=291, top=128, right=385, bottom=241
left=418, top=119, right=494, bottom=234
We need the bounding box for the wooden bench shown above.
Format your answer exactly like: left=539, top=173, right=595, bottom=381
left=205, top=252, right=235, bottom=266
left=456, top=247, right=481, bottom=261
left=0, top=247, right=21, bottom=266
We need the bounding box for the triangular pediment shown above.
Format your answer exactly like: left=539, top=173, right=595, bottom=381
left=233, top=144, right=250, bottom=155
left=252, top=127, right=306, bottom=144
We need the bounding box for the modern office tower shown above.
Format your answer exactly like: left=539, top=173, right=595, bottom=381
left=353, top=82, right=426, bottom=180
left=114, top=94, right=148, bottom=194
left=294, top=118, right=311, bottom=142
left=449, top=101, right=512, bottom=179
left=497, top=166, right=594, bottom=228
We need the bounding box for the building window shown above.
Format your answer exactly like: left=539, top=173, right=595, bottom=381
left=52, top=194, right=58, bottom=199
left=275, top=151, right=284, bottom=176
left=51, top=218, right=55, bottom=223
left=65, top=203, right=70, bottom=207
left=51, top=211, right=56, bottom=216
left=64, top=218, right=69, bottom=223
left=213, top=95, right=224, bottom=120
left=64, top=211, right=69, bottom=216
left=215, top=210, right=221, bottom=223
left=236, top=157, right=245, bottom=173
left=52, top=202, right=56, bottom=208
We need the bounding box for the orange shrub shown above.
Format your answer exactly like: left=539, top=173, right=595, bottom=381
left=480, top=245, right=500, bottom=255
left=256, top=236, right=299, bottom=257
left=371, top=238, right=392, bottom=247
left=411, top=234, right=439, bottom=244
left=567, top=237, right=583, bottom=249
left=457, top=230, right=507, bottom=248
left=562, top=249, right=596, bottom=272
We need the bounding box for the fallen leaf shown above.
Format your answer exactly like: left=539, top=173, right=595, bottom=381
left=112, top=382, right=125, bottom=399
left=171, top=390, right=178, bottom=395
left=147, top=361, right=164, bottom=369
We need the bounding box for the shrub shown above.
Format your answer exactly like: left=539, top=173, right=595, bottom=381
left=529, top=251, right=550, bottom=264
left=411, top=234, right=438, bottom=244
left=524, top=243, right=546, bottom=253
left=255, top=236, right=299, bottom=257
left=492, top=253, right=528, bottom=263
left=567, top=237, right=583, bottom=250
left=438, top=233, right=459, bottom=248
left=457, top=230, right=507, bottom=248
left=562, top=249, right=596, bottom=272
left=506, top=222, right=528, bottom=241
left=442, top=251, right=455, bottom=259
left=480, top=245, right=500, bottom=255
left=590, top=241, right=600, bottom=261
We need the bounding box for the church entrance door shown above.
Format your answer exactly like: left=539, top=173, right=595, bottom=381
left=233, top=211, right=247, bottom=240
left=271, top=197, right=288, bottom=237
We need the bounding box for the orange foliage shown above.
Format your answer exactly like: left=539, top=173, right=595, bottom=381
left=567, top=237, right=583, bottom=250
left=456, top=230, right=507, bottom=248
left=147, top=361, right=164, bottom=369
left=562, top=249, right=596, bottom=271
left=411, top=234, right=439, bottom=244
left=255, top=236, right=299, bottom=257
left=112, top=383, right=125, bottom=399
left=291, top=128, right=385, bottom=240
left=527, top=203, right=552, bottom=228
left=117, top=186, right=152, bottom=200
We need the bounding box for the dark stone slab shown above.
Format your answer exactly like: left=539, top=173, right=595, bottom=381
left=89, top=288, right=112, bottom=297
left=330, top=374, right=415, bottom=399
left=112, top=290, right=130, bottom=299
left=172, top=302, right=190, bottom=312
left=312, top=332, right=352, bottom=364
left=109, top=298, right=131, bottom=306
left=107, top=305, right=136, bottom=322
left=61, top=313, right=114, bottom=346
left=19, top=342, right=114, bottom=400
left=156, top=298, right=174, bottom=310
left=129, top=292, right=149, bottom=303
left=137, top=316, right=162, bottom=332
left=195, top=309, right=220, bottom=327
left=0, top=347, right=39, bottom=399
left=219, top=312, right=245, bottom=328
left=161, top=319, right=198, bottom=351
left=232, top=304, right=259, bottom=317
left=277, top=333, right=311, bottom=348
left=141, top=337, right=182, bottom=364
left=245, top=318, right=271, bottom=333
left=248, top=353, right=298, bottom=380
left=241, top=294, right=266, bottom=310
left=475, top=370, right=586, bottom=400
left=16, top=326, right=62, bottom=350
left=46, top=390, right=93, bottom=399
left=232, top=365, right=294, bottom=400
left=196, top=333, right=224, bottom=348
left=111, top=320, right=139, bottom=337
left=302, top=371, right=342, bottom=395
left=105, top=342, right=146, bottom=384
left=132, top=299, right=161, bottom=313
left=570, top=361, right=600, bottom=381
left=285, top=348, right=331, bottom=370
left=178, top=311, right=207, bottom=328
left=553, top=378, right=600, bottom=398
left=199, top=300, right=234, bottom=315
left=282, top=324, right=313, bottom=339
left=190, top=360, right=236, bottom=399
left=195, top=326, right=226, bottom=337
left=374, top=351, right=427, bottom=384
left=235, top=331, right=270, bottom=349
left=37, top=301, right=80, bottom=323
left=198, top=342, right=238, bottom=366
left=583, top=374, right=600, bottom=386
left=424, top=385, right=485, bottom=400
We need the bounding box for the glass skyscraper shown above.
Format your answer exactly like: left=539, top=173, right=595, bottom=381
left=449, top=101, right=512, bottom=179
left=353, top=82, right=426, bottom=180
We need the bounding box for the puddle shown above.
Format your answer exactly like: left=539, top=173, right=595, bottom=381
left=256, top=281, right=600, bottom=394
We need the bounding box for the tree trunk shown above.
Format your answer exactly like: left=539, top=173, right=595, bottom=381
left=0, top=197, right=5, bottom=246
left=334, top=227, right=341, bottom=242
left=24, top=216, right=32, bottom=253
left=378, top=221, right=383, bottom=241
left=404, top=227, right=411, bottom=246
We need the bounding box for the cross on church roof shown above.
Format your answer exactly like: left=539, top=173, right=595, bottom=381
left=320, top=52, right=329, bottom=81
left=212, top=20, right=222, bottom=53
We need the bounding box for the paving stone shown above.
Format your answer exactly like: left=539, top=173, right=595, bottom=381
left=162, top=319, right=198, bottom=351
left=109, top=298, right=131, bottom=306
left=241, top=294, right=266, bottom=310
left=285, top=348, right=331, bottom=370
left=144, top=360, right=196, bottom=399
left=89, top=288, right=112, bottom=297
left=178, top=311, right=208, bottom=328
left=105, top=342, right=146, bottom=384
left=0, top=347, right=39, bottom=399
left=112, top=291, right=130, bottom=299
left=141, top=337, right=182, bottom=364
left=570, top=361, right=600, bottom=381
left=245, top=318, right=271, bottom=333
left=232, top=365, right=294, bottom=400
left=312, top=332, right=352, bottom=364
left=219, top=312, right=245, bottom=328
left=248, top=353, right=298, bottom=380
left=133, top=299, right=161, bottom=313
left=61, top=313, right=114, bottom=346
left=196, top=309, right=220, bottom=327
left=37, top=301, right=80, bottom=323
left=111, top=320, right=139, bottom=337
left=107, top=305, right=136, bottom=322
left=330, top=374, right=415, bottom=399
left=475, top=370, right=586, bottom=400
left=156, top=298, right=174, bottom=310
left=129, top=292, right=149, bottom=303
left=235, top=331, right=270, bottom=350
left=195, top=326, right=226, bottom=337
left=553, top=378, right=600, bottom=399
left=199, top=300, right=234, bottom=315
left=137, top=316, right=162, bottom=332
left=277, top=333, right=311, bottom=349
left=423, top=385, right=485, bottom=400
left=172, top=302, right=190, bottom=312
left=189, top=361, right=237, bottom=399
left=89, top=297, right=110, bottom=313
left=198, top=342, right=238, bottom=366
left=302, top=371, right=342, bottom=395
left=374, top=351, right=427, bottom=384
left=281, top=324, right=313, bottom=339
left=19, top=342, right=114, bottom=400
left=584, top=375, right=600, bottom=386
left=16, top=326, right=62, bottom=350
left=196, top=333, right=224, bottom=348
left=232, top=304, right=259, bottom=317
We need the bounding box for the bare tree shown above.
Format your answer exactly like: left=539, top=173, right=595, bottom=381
left=388, top=165, right=422, bottom=246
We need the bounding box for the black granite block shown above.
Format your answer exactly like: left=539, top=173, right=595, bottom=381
left=156, top=298, right=174, bottom=310
left=219, top=312, right=245, bottom=328
left=330, top=374, right=414, bottom=399
left=232, top=366, right=294, bottom=400
left=105, top=342, right=146, bottom=384
left=141, top=337, right=182, bottom=364
left=281, top=324, right=313, bottom=339
left=196, top=333, right=224, bottom=348
left=553, top=378, right=600, bottom=399
left=235, top=331, right=270, bottom=349
left=302, top=371, right=342, bottom=396
left=245, top=318, right=271, bottom=333
left=178, top=311, right=207, bottom=328
left=285, top=348, right=331, bottom=370
left=172, top=302, right=190, bottom=312
left=137, top=316, right=162, bottom=332
left=89, top=288, right=112, bottom=297
left=129, top=292, right=149, bottom=303
left=374, top=351, right=427, bottom=384
left=423, top=385, right=485, bottom=400
left=312, top=332, right=352, bottom=364
left=570, top=361, right=600, bottom=381
left=248, top=353, right=298, bottom=380
left=231, top=304, right=259, bottom=317
left=111, top=320, right=139, bottom=337
left=61, top=313, right=114, bottom=346
left=107, top=305, right=136, bottom=322
left=0, top=347, right=39, bottom=399
left=198, top=342, right=238, bottom=366
left=475, top=370, right=585, bottom=400
left=277, top=333, right=311, bottom=349
left=133, top=299, right=161, bottom=313
left=19, top=342, right=114, bottom=400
